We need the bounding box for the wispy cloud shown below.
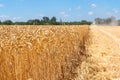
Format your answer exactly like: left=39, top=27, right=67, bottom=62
left=106, top=12, right=112, bottom=16
left=106, top=9, right=119, bottom=17
left=12, top=17, right=22, bottom=20
left=75, top=6, right=81, bottom=10
left=60, top=12, right=65, bottom=15
left=69, top=8, right=72, bottom=11
left=91, top=3, right=97, bottom=8
left=88, top=11, right=94, bottom=15
left=77, top=15, right=82, bottom=17
left=0, top=15, right=23, bottom=21
left=112, top=9, right=119, bottom=13
left=60, top=11, right=69, bottom=18
left=38, top=14, right=45, bottom=17
left=0, top=4, right=4, bottom=8
left=0, top=15, right=9, bottom=20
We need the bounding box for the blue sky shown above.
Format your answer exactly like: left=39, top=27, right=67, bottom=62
left=0, top=0, right=120, bottom=21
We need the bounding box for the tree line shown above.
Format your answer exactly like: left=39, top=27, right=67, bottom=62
left=0, top=16, right=92, bottom=25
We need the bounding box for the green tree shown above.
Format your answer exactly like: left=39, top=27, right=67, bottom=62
left=27, top=20, right=34, bottom=25
left=3, top=20, right=13, bottom=25
left=50, top=16, right=57, bottom=24
left=33, top=19, right=41, bottom=25
left=80, top=20, right=87, bottom=25
left=27, top=19, right=41, bottom=25
left=42, top=16, right=50, bottom=24
left=0, top=20, right=1, bottom=25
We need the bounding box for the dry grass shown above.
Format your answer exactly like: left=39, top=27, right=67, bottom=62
left=0, top=25, right=89, bottom=80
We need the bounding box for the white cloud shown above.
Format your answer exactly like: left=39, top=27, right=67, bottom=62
left=63, top=14, right=69, bottom=17
left=77, top=15, right=82, bottom=17
left=88, top=11, right=94, bottom=15
left=112, top=9, right=119, bottom=13
left=75, top=6, right=81, bottom=10
left=91, top=4, right=97, bottom=8
left=0, top=15, right=9, bottom=20
left=69, top=8, right=72, bottom=11
left=12, top=17, right=22, bottom=20
left=106, top=12, right=112, bottom=16
left=60, top=12, right=65, bottom=15
left=38, top=14, right=45, bottom=17
left=0, top=4, right=4, bottom=8
left=60, top=12, right=69, bottom=18
left=0, top=15, right=23, bottom=21
left=106, top=9, right=119, bottom=17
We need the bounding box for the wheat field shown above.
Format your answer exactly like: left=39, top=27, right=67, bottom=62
left=0, top=25, right=89, bottom=80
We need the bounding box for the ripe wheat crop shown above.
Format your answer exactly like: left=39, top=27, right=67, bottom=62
left=0, top=25, right=89, bottom=80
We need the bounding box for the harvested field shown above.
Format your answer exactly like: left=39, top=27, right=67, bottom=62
left=0, top=25, right=89, bottom=80
left=75, top=26, right=120, bottom=80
